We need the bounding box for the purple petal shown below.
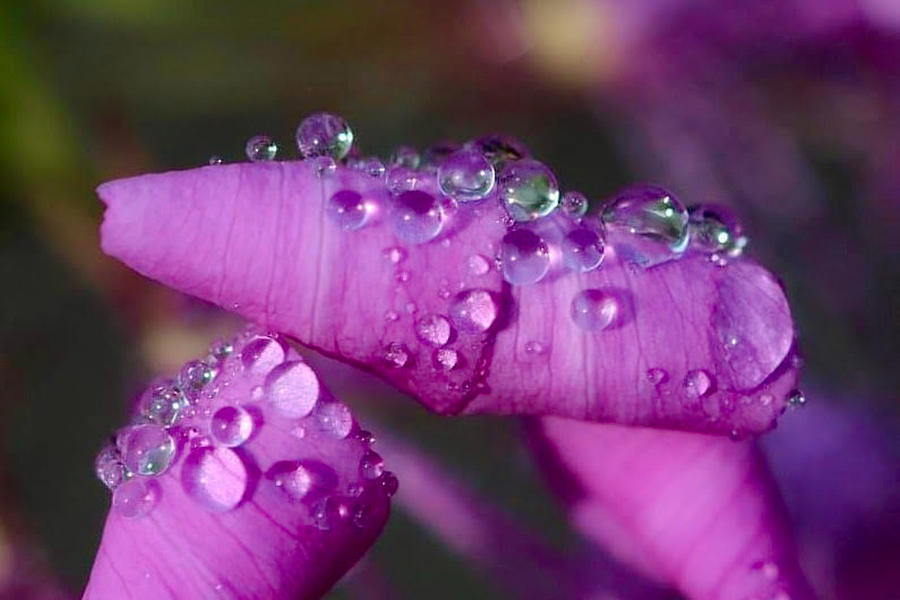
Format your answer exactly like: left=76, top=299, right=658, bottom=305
left=83, top=328, right=393, bottom=600
left=99, top=160, right=798, bottom=434
left=531, top=417, right=815, bottom=600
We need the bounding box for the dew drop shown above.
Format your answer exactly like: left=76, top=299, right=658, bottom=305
left=646, top=367, right=668, bottom=385
left=359, top=450, right=385, bottom=480
left=467, top=254, right=491, bottom=276
left=379, top=471, right=399, bottom=497
left=95, top=445, right=129, bottom=490
left=209, top=339, right=234, bottom=360
left=432, top=348, right=459, bottom=371
left=391, top=190, right=444, bottom=244
left=210, top=406, right=254, bottom=448
left=383, top=246, right=407, bottom=264
left=353, top=503, right=373, bottom=528
left=390, top=146, right=420, bottom=169
left=760, top=394, right=774, bottom=406
left=355, top=430, right=376, bottom=445
left=449, top=289, right=499, bottom=332
left=497, top=159, right=560, bottom=221
left=245, top=135, right=278, bottom=162
left=315, top=402, right=354, bottom=438
left=264, top=361, right=320, bottom=419
left=688, top=204, right=747, bottom=256
left=561, top=191, right=589, bottom=218
left=139, top=382, right=189, bottom=426
left=296, top=112, right=354, bottom=160
left=787, top=389, right=806, bottom=409
left=438, top=149, right=495, bottom=202
left=313, top=156, right=337, bottom=177
left=181, top=446, right=248, bottom=512
left=179, top=360, right=216, bottom=394
left=327, top=189, right=370, bottom=231
left=561, top=227, right=606, bottom=272
left=415, top=314, right=452, bottom=347
left=386, top=166, right=420, bottom=193
left=384, top=310, right=399, bottom=322
left=500, top=229, right=550, bottom=285
left=121, top=425, right=176, bottom=476
left=602, top=184, right=689, bottom=265
left=208, top=155, right=223, bottom=166
left=267, top=461, right=314, bottom=500
left=355, top=156, right=385, bottom=178
left=524, top=341, right=545, bottom=355
left=113, top=478, right=157, bottom=518
left=312, top=496, right=351, bottom=530
left=683, top=369, right=714, bottom=398
left=382, top=342, right=410, bottom=368
left=241, top=336, right=286, bottom=374
left=570, top=289, right=618, bottom=331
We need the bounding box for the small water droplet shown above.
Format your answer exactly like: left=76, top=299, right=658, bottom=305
left=210, top=406, right=254, bottom=447
left=467, top=254, right=491, bottom=276
left=383, top=246, right=407, bottom=264
left=139, top=382, right=189, bottom=426
left=390, top=146, right=420, bottom=169
left=312, top=496, right=351, bottom=530
left=524, top=341, right=545, bottom=355
left=179, top=360, right=216, bottom=394
left=182, top=447, right=248, bottom=512
left=689, top=204, right=746, bottom=256
left=498, top=159, right=560, bottom=221
left=432, top=348, right=459, bottom=371
left=384, top=310, right=399, bottom=322
left=561, top=191, right=589, bottom=218
left=391, top=190, right=444, bottom=244
left=355, top=430, right=376, bottom=445
left=570, top=289, right=619, bottom=331
left=267, top=461, right=315, bottom=500
left=405, top=301, right=417, bottom=314
left=438, top=149, right=495, bottom=202
left=313, top=156, right=337, bottom=177
left=315, top=402, right=354, bottom=438
left=683, top=369, right=714, bottom=398
left=353, top=502, right=373, bottom=528
left=356, top=156, right=385, bottom=178
left=95, top=445, right=129, bottom=490
left=241, top=336, right=286, bottom=374
left=395, top=270, right=410, bottom=283
left=120, top=425, right=176, bottom=476
left=382, top=342, right=410, bottom=368
left=245, top=135, right=278, bottom=162
left=327, top=189, right=370, bottom=231
left=449, top=289, right=498, bottom=332
left=787, top=389, right=806, bottom=409
left=113, top=478, right=157, bottom=518
left=760, top=394, right=773, bottom=406
left=386, top=166, right=420, bottom=193
left=646, top=367, right=668, bottom=384
left=296, top=112, right=354, bottom=160
left=500, top=229, right=550, bottom=285
left=208, top=155, right=223, bottom=166
left=359, top=450, right=385, bottom=480
left=415, top=314, right=452, bottom=347
left=561, top=227, right=606, bottom=272
left=265, top=361, right=320, bottom=419
left=379, top=471, right=399, bottom=497
left=602, top=184, right=689, bottom=265
left=209, top=339, right=234, bottom=360
left=251, top=385, right=264, bottom=400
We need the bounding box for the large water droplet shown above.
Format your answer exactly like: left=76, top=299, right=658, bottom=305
left=602, top=184, right=689, bottom=265
left=561, top=227, right=606, bottom=272
left=359, top=450, right=385, bottom=480
left=121, top=425, right=176, bottom=476
left=561, top=191, right=589, bottom=218
left=449, top=289, right=498, bottom=332
left=570, top=289, right=618, bottom=331
left=688, top=204, right=746, bottom=256
left=500, top=229, right=550, bottom=285
left=438, top=149, right=495, bottom=202
left=315, top=402, right=353, bottom=438
left=264, top=361, right=320, bottom=419
left=296, top=112, right=354, bottom=160
left=415, top=314, right=452, bottom=347
left=327, top=189, right=370, bottom=231
left=497, top=159, right=560, bottom=221
left=432, top=348, right=459, bottom=371
left=241, top=335, right=286, bottom=374
left=113, top=478, right=157, bottom=518
left=139, top=382, right=189, bottom=426
left=390, top=146, right=420, bottom=169
left=683, top=369, right=714, bottom=398
left=181, top=447, right=248, bottom=512
left=391, top=190, right=444, bottom=244
left=245, top=135, right=277, bottom=162
left=95, top=445, right=129, bottom=490
left=210, top=406, right=254, bottom=447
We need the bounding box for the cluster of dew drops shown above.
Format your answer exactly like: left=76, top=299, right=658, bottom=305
left=95, top=327, right=397, bottom=527
left=214, top=114, right=804, bottom=424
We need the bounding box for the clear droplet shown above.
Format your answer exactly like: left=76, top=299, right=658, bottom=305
left=179, top=360, right=216, bottom=393
left=313, top=156, right=337, bottom=177
left=646, top=368, right=668, bottom=385
left=121, top=425, right=176, bottom=476
left=208, top=155, right=223, bottom=166
left=95, top=445, right=129, bottom=490
left=500, top=229, right=550, bottom=285
left=181, top=446, right=248, bottom=512
left=688, top=204, right=747, bottom=256
left=245, top=135, right=278, bottom=162
left=354, top=156, right=385, bottom=178
left=787, top=389, right=806, bottom=409
left=241, top=336, right=286, bottom=374
left=432, top=348, right=459, bottom=371
left=601, top=184, right=689, bottom=265
left=497, top=159, right=560, bottom=221
left=356, top=430, right=376, bottom=445
left=524, top=341, right=545, bottom=355
left=209, top=339, right=234, bottom=360
left=561, top=227, right=605, bottom=272
left=438, top=149, right=495, bottom=202
left=383, top=246, right=407, bottom=264
left=264, top=361, right=320, bottom=419
left=139, top=382, right=189, bottom=426
left=210, top=406, right=254, bottom=447
left=327, top=189, right=370, bottom=231
left=467, top=254, right=491, bottom=276
left=113, top=478, right=157, bottom=518
left=467, top=134, right=529, bottom=167
left=296, top=112, right=354, bottom=160
left=382, top=342, right=410, bottom=368
left=683, top=369, right=714, bottom=398
left=449, top=289, right=499, bottom=332
left=391, top=190, right=444, bottom=244
left=359, top=450, right=385, bottom=480
left=415, top=314, right=452, bottom=347
left=561, top=191, right=589, bottom=217
left=760, top=394, right=774, bottom=406
left=386, top=166, right=421, bottom=193
left=390, top=146, right=420, bottom=169
left=315, top=402, right=353, bottom=438
left=312, top=496, right=351, bottom=530
left=267, top=461, right=315, bottom=500
left=379, top=471, right=399, bottom=497
left=570, top=289, right=618, bottom=331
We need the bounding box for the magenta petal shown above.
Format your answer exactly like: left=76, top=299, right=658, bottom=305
left=83, top=329, right=392, bottom=600
left=99, top=161, right=798, bottom=434
left=532, top=417, right=815, bottom=600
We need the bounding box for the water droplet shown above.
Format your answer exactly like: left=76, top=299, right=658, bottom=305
left=760, top=394, right=773, bottom=406
left=382, top=342, right=410, bottom=368
left=209, top=339, right=234, bottom=360
left=210, top=406, right=254, bottom=447
left=267, top=461, right=315, bottom=500
left=313, top=156, right=337, bottom=177
left=312, top=496, right=351, bottom=530
left=467, top=254, right=491, bottom=276
left=359, top=450, right=385, bottom=480
left=353, top=502, right=373, bottom=528
left=500, top=229, right=550, bottom=285
left=602, top=184, right=690, bottom=265
left=383, top=246, right=407, bottom=264
left=355, top=430, right=376, bottom=445
left=113, top=478, right=157, bottom=518
left=467, top=134, right=529, bottom=167
left=524, top=341, right=545, bottom=355
left=404, top=302, right=417, bottom=314
left=570, top=289, right=618, bottom=331
left=384, top=310, right=399, bottom=322
left=415, top=314, right=452, bottom=347
left=497, top=159, right=560, bottom=221
left=296, top=112, right=354, bottom=160
left=390, top=145, right=420, bottom=169
left=395, top=270, right=410, bottom=283
left=264, top=361, right=320, bottom=419
left=208, top=155, right=223, bottom=166
left=245, top=135, right=278, bottom=162
left=179, top=360, right=215, bottom=393
left=561, top=227, right=606, bottom=272
left=386, top=166, right=420, bottom=193
left=391, top=190, right=444, bottom=244
left=787, top=389, right=806, bottom=409
left=315, top=402, right=354, bottom=438
left=432, top=348, right=459, bottom=371
left=689, top=204, right=746, bottom=256
left=241, top=336, right=286, bottom=374
left=139, top=382, right=189, bottom=426
left=327, top=189, right=370, bottom=231
left=449, top=289, right=498, bottom=332
left=355, top=156, right=385, bottom=178
left=646, top=368, right=668, bottom=385
left=561, top=191, right=589, bottom=217
left=438, top=149, right=495, bottom=202
left=181, top=446, right=248, bottom=512
left=683, top=369, right=714, bottom=398
left=379, top=471, right=399, bottom=497
left=121, top=425, right=176, bottom=476
left=95, top=445, right=129, bottom=490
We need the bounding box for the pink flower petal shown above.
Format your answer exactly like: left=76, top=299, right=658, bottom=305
left=83, top=328, right=394, bottom=600
left=531, top=417, right=815, bottom=600
left=99, top=160, right=798, bottom=434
